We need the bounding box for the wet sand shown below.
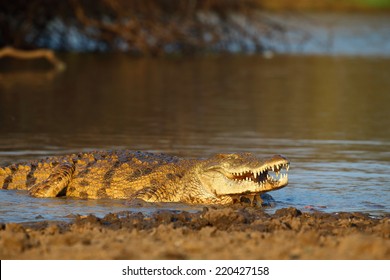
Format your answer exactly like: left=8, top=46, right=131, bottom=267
left=0, top=207, right=389, bottom=259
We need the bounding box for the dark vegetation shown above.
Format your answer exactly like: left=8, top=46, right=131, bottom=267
left=1, top=0, right=388, bottom=55
left=0, top=0, right=286, bottom=55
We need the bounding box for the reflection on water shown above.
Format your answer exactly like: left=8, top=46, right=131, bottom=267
left=0, top=55, right=389, bottom=222
left=0, top=190, right=203, bottom=224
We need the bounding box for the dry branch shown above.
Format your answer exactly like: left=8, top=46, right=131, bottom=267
left=0, top=46, right=65, bottom=71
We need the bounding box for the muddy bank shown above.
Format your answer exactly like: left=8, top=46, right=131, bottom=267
left=1, top=207, right=389, bottom=259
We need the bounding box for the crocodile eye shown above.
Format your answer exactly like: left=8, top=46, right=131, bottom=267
left=215, top=154, right=239, bottom=160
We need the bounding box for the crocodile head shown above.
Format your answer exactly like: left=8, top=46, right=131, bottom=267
left=197, top=153, right=290, bottom=199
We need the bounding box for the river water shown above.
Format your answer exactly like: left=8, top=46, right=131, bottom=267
left=0, top=54, right=389, bottom=223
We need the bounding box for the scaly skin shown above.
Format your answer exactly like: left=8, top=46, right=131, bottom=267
left=0, top=150, right=290, bottom=205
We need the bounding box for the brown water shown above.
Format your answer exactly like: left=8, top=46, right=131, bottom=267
left=0, top=54, right=389, bottom=222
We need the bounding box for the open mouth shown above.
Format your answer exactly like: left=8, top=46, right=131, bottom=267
left=229, top=161, right=290, bottom=186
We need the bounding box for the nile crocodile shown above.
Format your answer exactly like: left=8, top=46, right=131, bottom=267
left=0, top=151, right=289, bottom=205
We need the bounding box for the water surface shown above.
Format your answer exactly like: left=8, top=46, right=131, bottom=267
left=0, top=54, right=389, bottom=222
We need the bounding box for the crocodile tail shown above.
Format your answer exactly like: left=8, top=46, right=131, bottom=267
left=0, top=163, right=41, bottom=191
left=0, top=165, right=15, bottom=190
left=0, top=166, right=7, bottom=189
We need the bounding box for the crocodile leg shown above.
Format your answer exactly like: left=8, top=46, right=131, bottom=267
left=131, top=186, right=234, bottom=204
left=131, top=185, right=176, bottom=203
left=252, top=194, right=263, bottom=207
left=29, top=162, right=75, bottom=198
left=131, top=186, right=160, bottom=202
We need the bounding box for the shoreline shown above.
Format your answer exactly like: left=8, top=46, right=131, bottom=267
left=1, top=207, right=389, bottom=259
